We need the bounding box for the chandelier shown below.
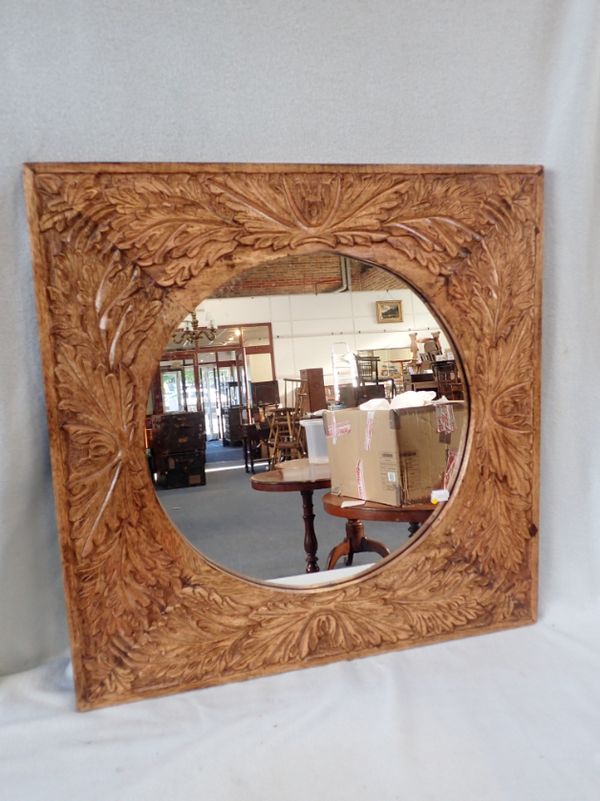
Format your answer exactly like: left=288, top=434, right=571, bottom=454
left=172, top=310, right=218, bottom=346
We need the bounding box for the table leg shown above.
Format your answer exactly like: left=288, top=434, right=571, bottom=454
left=243, top=437, right=250, bottom=473
left=327, top=519, right=390, bottom=569
left=327, top=539, right=350, bottom=571
left=344, top=519, right=362, bottom=566
left=300, top=489, right=319, bottom=573
left=249, top=439, right=256, bottom=474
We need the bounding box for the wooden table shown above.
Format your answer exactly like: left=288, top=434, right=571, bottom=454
left=250, top=459, right=331, bottom=573
left=322, top=493, right=435, bottom=570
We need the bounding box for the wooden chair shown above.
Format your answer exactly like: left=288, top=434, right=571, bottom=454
left=432, top=360, right=464, bottom=400
left=265, top=376, right=310, bottom=466
left=355, top=354, right=380, bottom=387
left=267, top=408, right=305, bottom=467
left=354, top=354, right=394, bottom=401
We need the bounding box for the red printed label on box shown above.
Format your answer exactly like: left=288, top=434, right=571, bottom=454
left=435, top=404, right=456, bottom=435
left=325, top=419, right=352, bottom=443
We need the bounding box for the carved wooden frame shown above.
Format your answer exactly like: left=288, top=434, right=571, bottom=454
left=24, top=163, right=543, bottom=710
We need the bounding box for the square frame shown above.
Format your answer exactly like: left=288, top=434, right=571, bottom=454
left=24, top=163, right=543, bottom=709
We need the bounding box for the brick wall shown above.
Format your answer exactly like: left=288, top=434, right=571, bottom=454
left=351, top=261, right=408, bottom=291
left=212, top=254, right=405, bottom=297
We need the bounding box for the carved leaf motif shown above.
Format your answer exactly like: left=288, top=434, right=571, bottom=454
left=207, top=173, right=403, bottom=248
left=446, top=179, right=538, bottom=339
left=35, top=172, right=527, bottom=288
left=37, top=175, right=236, bottom=285
left=48, top=241, right=150, bottom=555
left=438, top=180, right=539, bottom=575
left=78, top=520, right=181, bottom=650
left=473, top=241, right=536, bottom=494
left=458, top=480, right=531, bottom=574
left=95, top=544, right=497, bottom=699
left=59, top=359, right=140, bottom=556
left=45, top=227, right=181, bottom=669
left=382, top=177, right=487, bottom=275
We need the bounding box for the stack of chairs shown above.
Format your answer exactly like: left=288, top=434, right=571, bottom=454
left=267, top=379, right=308, bottom=467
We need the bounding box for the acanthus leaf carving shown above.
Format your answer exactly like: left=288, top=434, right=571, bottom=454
left=96, top=543, right=499, bottom=701
left=45, top=226, right=185, bottom=677
left=35, top=171, right=535, bottom=290
left=443, top=199, right=538, bottom=574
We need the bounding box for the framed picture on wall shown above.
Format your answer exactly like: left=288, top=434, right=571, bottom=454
left=376, top=300, right=403, bottom=323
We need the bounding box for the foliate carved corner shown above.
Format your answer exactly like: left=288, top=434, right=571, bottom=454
left=24, top=163, right=542, bottom=709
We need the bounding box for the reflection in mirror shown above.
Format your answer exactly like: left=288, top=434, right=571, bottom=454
left=145, top=255, right=467, bottom=584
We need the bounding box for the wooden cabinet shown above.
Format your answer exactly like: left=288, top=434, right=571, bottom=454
left=338, top=383, right=386, bottom=407
left=222, top=405, right=245, bottom=445
left=299, top=368, right=327, bottom=412
left=151, top=412, right=207, bottom=488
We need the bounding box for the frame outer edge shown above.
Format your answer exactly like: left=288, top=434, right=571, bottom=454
left=24, top=162, right=544, bottom=175
left=22, top=162, right=544, bottom=709
left=530, top=167, right=544, bottom=622
left=22, top=165, right=87, bottom=707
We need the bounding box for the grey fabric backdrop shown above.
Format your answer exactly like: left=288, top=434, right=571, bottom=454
left=1, top=0, right=598, bottom=676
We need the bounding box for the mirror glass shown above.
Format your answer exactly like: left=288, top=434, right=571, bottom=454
left=145, top=255, right=467, bottom=585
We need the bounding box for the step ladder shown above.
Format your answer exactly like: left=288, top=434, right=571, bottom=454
left=331, top=342, right=357, bottom=402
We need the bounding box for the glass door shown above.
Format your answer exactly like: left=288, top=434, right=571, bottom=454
left=199, top=364, right=220, bottom=440
left=217, top=364, right=237, bottom=411
left=183, top=362, right=198, bottom=412
left=160, top=368, right=187, bottom=413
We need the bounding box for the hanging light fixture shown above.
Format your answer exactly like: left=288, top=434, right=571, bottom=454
left=172, top=310, right=218, bottom=346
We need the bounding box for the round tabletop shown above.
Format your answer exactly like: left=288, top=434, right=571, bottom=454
left=322, top=492, right=435, bottom=523
left=250, top=458, right=332, bottom=493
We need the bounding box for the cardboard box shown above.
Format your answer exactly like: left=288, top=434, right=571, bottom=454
left=323, top=401, right=466, bottom=506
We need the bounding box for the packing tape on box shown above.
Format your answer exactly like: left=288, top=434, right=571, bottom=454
left=444, top=448, right=459, bottom=489
left=355, top=458, right=366, bottom=500
left=364, top=411, right=375, bottom=451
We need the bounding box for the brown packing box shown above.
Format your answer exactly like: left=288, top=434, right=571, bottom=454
left=323, top=401, right=467, bottom=506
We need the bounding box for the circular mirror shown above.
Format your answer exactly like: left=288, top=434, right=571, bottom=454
left=145, top=255, right=467, bottom=585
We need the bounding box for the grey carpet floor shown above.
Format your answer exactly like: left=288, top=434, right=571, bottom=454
left=205, top=439, right=244, bottom=462
left=157, top=454, right=413, bottom=581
